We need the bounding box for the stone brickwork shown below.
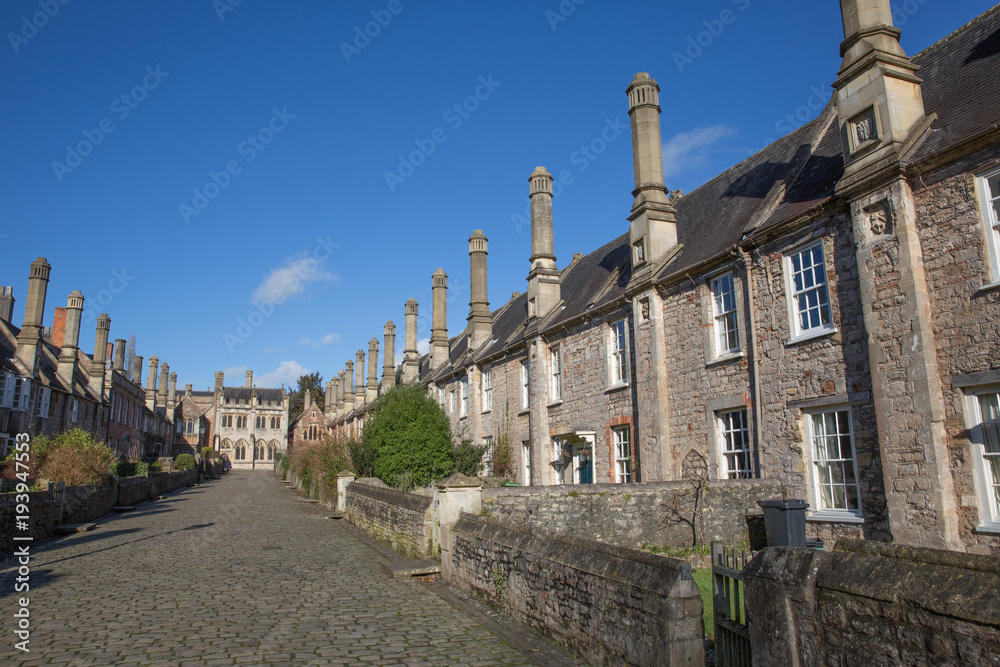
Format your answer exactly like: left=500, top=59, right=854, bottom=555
left=115, top=475, right=150, bottom=506
left=344, top=480, right=435, bottom=559
left=147, top=469, right=196, bottom=497
left=61, top=483, right=115, bottom=524
left=449, top=513, right=704, bottom=666
left=483, top=480, right=783, bottom=550
left=745, top=540, right=1000, bottom=665
left=0, top=490, right=58, bottom=552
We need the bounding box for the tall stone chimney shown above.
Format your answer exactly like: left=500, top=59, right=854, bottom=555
left=132, top=355, right=143, bottom=385
left=113, top=338, right=127, bottom=372
left=355, top=350, right=365, bottom=406
left=88, top=313, right=111, bottom=399
left=402, top=299, right=420, bottom=383
left=626, top=73, right=677, bottom=278
left=382, top=321, right=396, bottom=391
left=325, top=381, right=333, bottom=415
left=0, top=287, right=14, bottom=324
left=345, top=360, right=355, bottom=411
left=834, top=0, right=926, bottom=194
left=146, top=356, right=159, bottom=409
left=468, top=231, right=492, bottom=349
left=526, top=168, right=562, bottom=321
left=304, top=387, right=312, bottom=410
left=431, top=269, right=449, bottom=370
left=215, top=371, right=224, bottom=393
left=367, top=338, right=379, bottom=402
left=158, top=362, right=170, bottom=404
left=185, top=383, right=192, bottom=399
left=57, top=291, right=84, bottom=388
left=16, top=258, right=52, bottom=372
left=167, top=372, right=177, bottom=409
left=337, top=369, right=347, bottom=413
left=245, top=369, right=253, bottom=388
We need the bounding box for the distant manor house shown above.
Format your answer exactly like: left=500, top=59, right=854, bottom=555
left=322, top=2, right=1000, bottom=555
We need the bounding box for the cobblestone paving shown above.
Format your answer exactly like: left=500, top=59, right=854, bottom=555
left=1, top=472, right=541, bottom=666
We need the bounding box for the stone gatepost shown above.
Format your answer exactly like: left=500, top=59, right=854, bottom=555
left=335, top=470, right=356, bottom=513
left=435, top=473, right=483, bottom=582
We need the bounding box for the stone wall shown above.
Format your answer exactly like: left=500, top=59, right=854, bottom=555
left=344, top=480, right=435, bottom=559
left=116, top=476, right=150, bottom=506
left=448, top=513, right=704, bottom=666
left=148, top=469, right=196, bottom=497
left=61, top=483, right=115, bottom=524
left=744, top=539, right=1000, bottom=665
left=482, top=479, right=784, bottom=550
left=0, top=490, right=58, bottom=553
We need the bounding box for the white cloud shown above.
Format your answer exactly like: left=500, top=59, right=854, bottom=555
left=298, top=332, right=341, bottom=348
left=661, top=124, right=739, bottom=179
left=257, top=360, right=310, bottom=388
left=417, top=337, right=430, bottom=355
left=252, top=253, right=337, bottom=304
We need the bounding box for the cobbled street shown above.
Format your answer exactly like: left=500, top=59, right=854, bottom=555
left=1, top=472, right=565, bottom=666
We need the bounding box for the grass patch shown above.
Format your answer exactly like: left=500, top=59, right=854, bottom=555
left=692, top=568, right=714, bottom=640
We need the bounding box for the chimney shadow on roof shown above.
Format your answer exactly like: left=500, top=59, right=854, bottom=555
left=965, top=26, right=1000, bottom=64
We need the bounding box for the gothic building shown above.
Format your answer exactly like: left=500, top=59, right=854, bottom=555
left=209, top=369, right=289, bottom=470
left=328, top=2, right=1000, bottom=554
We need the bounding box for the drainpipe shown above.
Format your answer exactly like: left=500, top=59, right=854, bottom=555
left=738, top=246, right=765, bottom=478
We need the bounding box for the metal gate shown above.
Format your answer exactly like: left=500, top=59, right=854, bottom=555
left=711, top=542, right=753, bottom=667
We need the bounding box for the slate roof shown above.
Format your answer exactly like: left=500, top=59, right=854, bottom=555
left=221, top=387, right=285, bottom=403
left=414, top=8, right=1000, bottom=384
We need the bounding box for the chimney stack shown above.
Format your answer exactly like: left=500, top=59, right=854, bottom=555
left=355, top=350, right=366, bottom=406
left=89, top=313, right=111, bottom=399
left=338, top=369, right=347, bottom=413
left=132, top=355, right=143, bottom=385
left=833, top=0, right=925, bottom=194
left=158, top=362, right=170, bottom=404
left=367, top=338, right=379, bottom=401
left=325, top=381, right=333, bottom=415
left=215, top=371, right=224, bottom=393
left=245, top=369, right=253, bottom=388
left=468, top=231, right=492, bottom=349
left=185, top=383, right=192, bottom=399
left=402, top=299, right=420, bottom=383
left=527, top=168, right=562, bottom=320
left=382, top=321, right=396, bottom=391
left=16, top=257, right=52, bottom=372
left=345, top=360, right=355, bottom=410
left=626, top=73, right=677, bottom=277
left=304, top=387, right=312, bottom=410
left=113, top=338, right=127, bottom=372
left=167, top=372, right=177, bottom=408
left=0, top=287, right=14, bottom=323
left=146, top=356, right=159, bottom=409
left=430, top=269, right=449, bottom=370
left=57, top=291, right=84, bottom=388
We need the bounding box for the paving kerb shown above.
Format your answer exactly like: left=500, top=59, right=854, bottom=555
left=1, top=471, right=579, bottom=666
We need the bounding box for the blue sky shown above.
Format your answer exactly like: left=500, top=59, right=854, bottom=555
left=2, top=0, right=994, bottom=391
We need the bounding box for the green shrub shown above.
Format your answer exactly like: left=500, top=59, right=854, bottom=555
left=174, top=454, right=196, bottom=470
left=394, top=470, right=416, bottom=493
left=115, top=461, right=138, bottom=478
left=347, top=440, right=376, bottom=478
left=453, top=440, right=487, bottom=477
left=316, top=441, right=351, bottom=498
left=279, top=456, right=291, bottom=480
left=363, top=384, right=453, bottom=487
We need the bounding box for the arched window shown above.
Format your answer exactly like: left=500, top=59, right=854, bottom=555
left=266, top=445, right=273, bottom=460
left=221, top=438, right=232, bottom=450
left=235, top=439, right=248, bottom=460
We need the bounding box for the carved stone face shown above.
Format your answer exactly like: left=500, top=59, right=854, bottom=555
left=867, top=203, right=890, bottom=235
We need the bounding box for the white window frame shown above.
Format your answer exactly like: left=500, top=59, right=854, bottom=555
left=804, top=406, right=863, bottom=522
left=976, top=167, right=1000, bottom=284
left=11, top=378, right=30, bottom=412
left=460, top=376, right=468, bottom=417
left=550, top=346, right=562, bottom=403
left=962, top=385, right=1000, bottom=532
left=0, top=373, right=11, bottom=408
left=608, top=319, right=629, bottom=388
left=519, top=359, right=530, bottom=411
left=717, top=409, right=752, bottom=479
left=613, top=425, right=632, bottom=484
left=69, top=398, right=79, bottom=423
left=482, top=368, right=492, bottom=413
left=710, top=272, right=740, bottom=356
left=36, top=387, right=51, bottom=419
left=522, top=440, right=532, bottom=486
left=784, top=241, right=835, bottom=342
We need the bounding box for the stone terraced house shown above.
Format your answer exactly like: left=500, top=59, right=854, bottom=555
left=328, top=2, right=1000, bottom=554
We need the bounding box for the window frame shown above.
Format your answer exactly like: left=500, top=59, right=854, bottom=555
left=804, top=406, right=863, bottom=523
left=607, top=319, right=629, bottom=388
left=519, top=359, right=530, bottom=412
left=460, top=375, right=469, bottom=418
left=482, top=368, right=492, bottom=413
left=717, top=409, right=752, bottom=479
left=962, top=384, right=1000, bottom=532
left=710, top=271, right=740, bottom=357
left=550, top=346, right=562, bottom=403
left=613, top=425, right=632, bottom=484
left=975, top=167, right=1000, bottom=285
left=784, top=240, right=835, bottom=343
